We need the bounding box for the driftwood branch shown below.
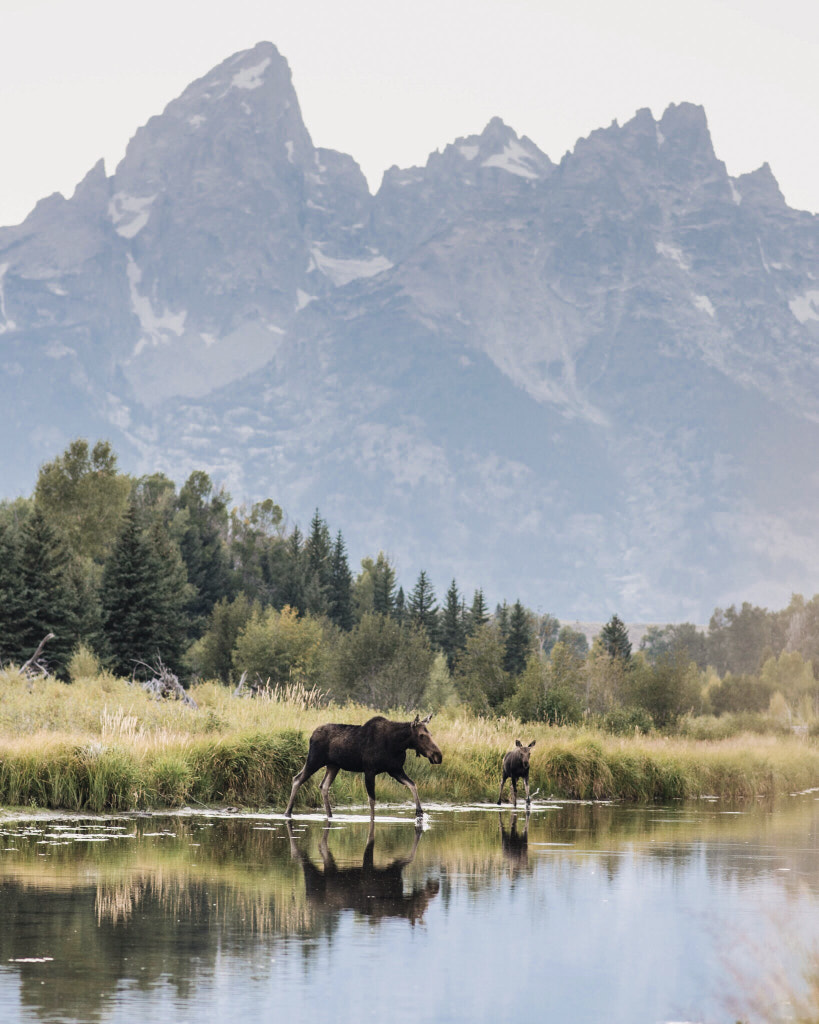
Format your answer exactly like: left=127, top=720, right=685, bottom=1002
left=20, top=633, right=55, bottom=677
left=132, top=659, right=198, bottom=709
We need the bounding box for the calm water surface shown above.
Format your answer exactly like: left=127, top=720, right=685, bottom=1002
left=2, top=797, right=819, bottom=1023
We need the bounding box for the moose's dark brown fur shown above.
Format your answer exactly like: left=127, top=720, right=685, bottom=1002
left=284, top=714, right=443, bottom=819
left=497, top=739, right=536, bottom=808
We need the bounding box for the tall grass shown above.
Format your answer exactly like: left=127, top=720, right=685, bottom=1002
left=2, top=667, right=819, bottom=810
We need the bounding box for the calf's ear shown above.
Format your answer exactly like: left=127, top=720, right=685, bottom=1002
left=421, top=712, right=433, bottom=725
left=515, top=740, right=523, bottom=747
left=529, top=740, right=536, bottom=749
left=412, top=714, right=420, bottom=726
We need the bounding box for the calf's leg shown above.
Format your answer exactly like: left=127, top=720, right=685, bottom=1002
left=497, top=773, right=508, bottom=805
left=524, top=775, right=531, bottom=805
left=510, top=778, right=518, bottom=808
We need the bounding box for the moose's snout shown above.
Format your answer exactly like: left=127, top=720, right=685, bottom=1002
left=429, top=749, right=443, bottom=765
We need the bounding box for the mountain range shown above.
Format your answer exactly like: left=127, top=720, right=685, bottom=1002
left=3, top=40, right=819, bottom=623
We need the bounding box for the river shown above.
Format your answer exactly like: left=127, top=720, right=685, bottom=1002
left=2, top=796, right=819, bottom=1023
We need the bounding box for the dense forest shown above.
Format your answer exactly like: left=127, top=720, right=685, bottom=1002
left=3, top=439, right=819, bottom=733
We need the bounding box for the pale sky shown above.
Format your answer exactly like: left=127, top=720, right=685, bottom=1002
left=1, top=0, right=817, bottom=226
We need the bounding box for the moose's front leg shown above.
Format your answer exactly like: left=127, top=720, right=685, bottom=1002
left=390, top=769, right=424, bottom=817
left=364, top=771, right=377, bottom=819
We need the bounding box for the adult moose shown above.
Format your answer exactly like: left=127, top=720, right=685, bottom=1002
left=284, top=714, right=443, bottom=819
left=497, top=739, right=536, bottom=808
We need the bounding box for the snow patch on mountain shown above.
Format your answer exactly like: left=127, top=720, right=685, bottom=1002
left=656, top=242, right=689, bottom=271
left=231, top=57, right=271, bottom=91
left=310, top=246, right=393, bottom=287
left=693, top=294, right=716, bottom=317
left=109, top=193, right=156, bottom=239
left=127, top=256, right=187, bottom=353
left=0, top=263, right=15, bottom=333
left=790, top=290, right=819, bottom=324
left=482, top=138, right=541, bottom=179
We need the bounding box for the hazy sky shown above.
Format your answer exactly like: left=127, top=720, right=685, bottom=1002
left=1, top=0, right=817, bottom=226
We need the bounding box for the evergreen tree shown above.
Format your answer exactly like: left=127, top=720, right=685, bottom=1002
left=352, top=552, right=396, bottom=620
left=372, top=553, right=397, bottom=617
left=600, top=614, right=632, bottom=662
left=177, top=471, right=232, bottom=628
left=495, top=601, right=510, bottom=640
left=327, top=531, right=354, bottom=631
left=394, top=586, right=406, bottom=626
left=146, top=517, right=192, bottom=671
left=407, top=570, right=438, bottom=643
left=440, top=578, right=467, bottom=672
left=0, top=517, right=25, bottom=664
left=468, top=589, right=489, bottom=634
left=100, top=504, right=169, bottom=676
left=303, top=509, right=332, bottom=616
left=278, top=526, right=306, bottom=613
left=504, top=599, right=533, bottom=677
left=17, top=507, right=79, bottom=673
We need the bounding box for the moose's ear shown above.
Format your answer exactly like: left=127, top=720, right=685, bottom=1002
left=412, top=714, right=420, bottom=727
left=421, top=712, right=433, bottom=725
left=529, top=740, right=536, bottom=749
left=515, top=739, right=523, bottom=747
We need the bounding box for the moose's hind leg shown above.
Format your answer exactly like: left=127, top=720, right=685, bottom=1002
left=284, top=757, right=323, bottom=817
left=319, top=765, right=339, bottom=818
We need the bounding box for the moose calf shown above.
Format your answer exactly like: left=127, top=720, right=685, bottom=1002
left=497, top=739, right=536, bottom=808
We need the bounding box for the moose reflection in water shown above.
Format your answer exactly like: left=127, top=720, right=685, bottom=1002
left=498, top=811, right=531, bottom=877
left=287, top=821, right=440, bottom=925
left=285, top=713, right=443, bottom=819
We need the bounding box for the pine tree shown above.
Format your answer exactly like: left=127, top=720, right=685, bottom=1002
left=177, top=471, right=232, bottom=628
left=328, top=530, right=354, bottom=631
left=371, top=552, right=396, bottom=616
left=504, top=599, right=533, bottom=677
left=394, top=586, right=406, bottom=626
left=146, top=517, right=192, bottom=672
left=17, top=507, right=79, bottom=674
left=496, top=601, right=510, bottom=640
left=0, top=518, right=25, bottom=664
left=278, top=526, right=306, bottom=613
left=407, top=570, right=438, bottom=643
left=100, top=504, right=166, bottom=676
left=600, top=613, right=632, bottom=662
left=440, top=578, right=467, bottom=672
left=303, top=509, right=332, bottom=615
left=468, top=589, right=489, bottom=634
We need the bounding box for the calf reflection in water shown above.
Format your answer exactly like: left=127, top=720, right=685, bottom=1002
left=498, top=810, right=531, bottom=875
left=287, top=822, right=440, bottom=925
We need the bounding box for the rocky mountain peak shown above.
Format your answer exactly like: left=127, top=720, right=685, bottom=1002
left=3, top=44, right=819, bottom=623
left=735, top=162, right=787, bottom=208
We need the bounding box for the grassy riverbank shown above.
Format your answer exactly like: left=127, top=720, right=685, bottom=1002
left=2, top=667, right=819, bottom=811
